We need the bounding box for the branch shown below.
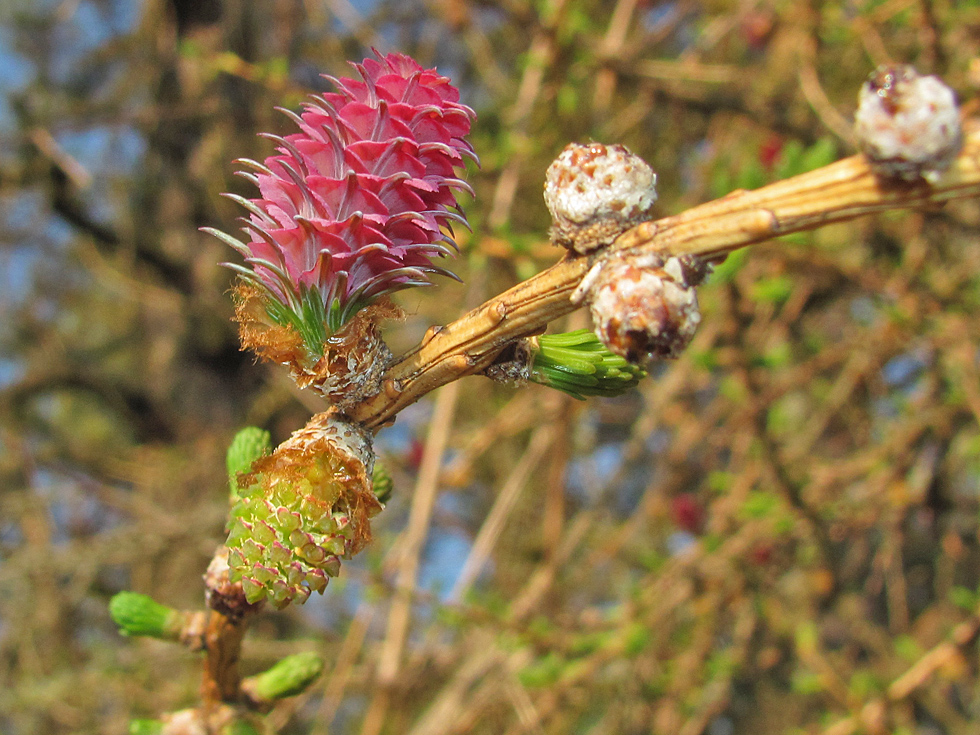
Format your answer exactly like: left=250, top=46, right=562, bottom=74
left=349, top=123, right=980, bottom=430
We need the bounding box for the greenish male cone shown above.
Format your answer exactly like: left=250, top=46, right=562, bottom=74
left=110, top=592, right=180, bottom=640
left=224, top=412, right=379, bottom=609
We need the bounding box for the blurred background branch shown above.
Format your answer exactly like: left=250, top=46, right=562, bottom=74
left=3, top=1, right=980, bottom=734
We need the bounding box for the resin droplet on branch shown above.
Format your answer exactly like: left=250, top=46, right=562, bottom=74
left=544, top=142, right=658, bottom=253
left=854, top=64, right=962, bottom=183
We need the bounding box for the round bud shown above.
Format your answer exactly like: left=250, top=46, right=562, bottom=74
left=854, top=64, right=962, bottom=183
left=544, top=143, right=658, bottom=254
left=587, top=254, right=703, bottom=364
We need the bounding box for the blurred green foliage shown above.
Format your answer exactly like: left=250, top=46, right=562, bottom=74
left=3, top=1, right=980, bottom=734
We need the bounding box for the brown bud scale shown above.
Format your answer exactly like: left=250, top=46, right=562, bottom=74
left=233, top=284, right=399, bottom=410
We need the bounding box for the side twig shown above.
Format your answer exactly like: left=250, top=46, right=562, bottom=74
left=350, top=125, right=980, bottom=430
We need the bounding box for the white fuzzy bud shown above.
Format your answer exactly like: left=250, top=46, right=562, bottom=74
left=587, top=253, right=705, bottom=364
left=544, top=142, right=657, bottom=254
left=854, top=64, right=962, bottom=183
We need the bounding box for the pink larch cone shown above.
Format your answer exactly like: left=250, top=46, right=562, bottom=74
left=205, top=51, right=477, bottom=404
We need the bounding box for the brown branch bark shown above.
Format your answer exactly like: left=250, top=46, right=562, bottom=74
left=201, top=611, right=248, bottom=705
left=349, top=124, right=980, bottom=431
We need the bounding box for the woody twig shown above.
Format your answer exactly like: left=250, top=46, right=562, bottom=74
left=349, top=124, right=980, bottom=430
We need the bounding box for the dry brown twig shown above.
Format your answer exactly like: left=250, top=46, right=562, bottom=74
left=349, top=123, right=980, bottom=431
left=819, top=612, right=980, bottom=735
